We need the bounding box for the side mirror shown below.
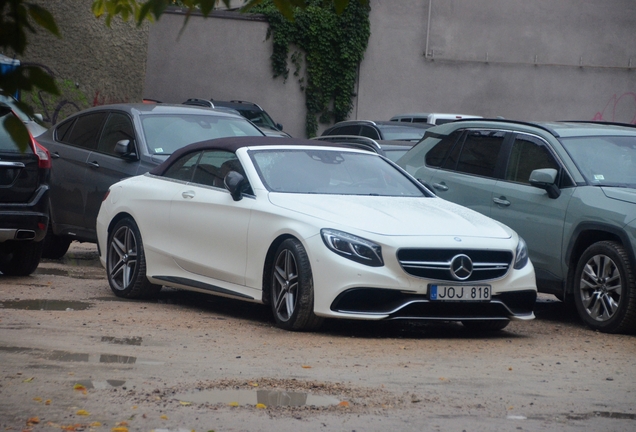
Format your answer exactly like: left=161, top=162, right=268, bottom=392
left=34, top=113, right=44, bottom=122
left=276, top=123, right=283, bottom=131
left=115, top=139, right=137, bottom=159
left=529, top=168, right=561, bottom=199
left=225, top=171, right=246, bottom=201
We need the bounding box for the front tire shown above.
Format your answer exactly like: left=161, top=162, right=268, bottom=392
left=270, top=238, right=323, bottom=331
left=573, top=241, right=636, bottom=334
left=107, top=218, right=161, bottom=299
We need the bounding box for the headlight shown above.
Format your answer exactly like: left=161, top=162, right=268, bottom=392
left=321, top=228, right=383, bottom=267
left=514, top=236, right=529, bottom=270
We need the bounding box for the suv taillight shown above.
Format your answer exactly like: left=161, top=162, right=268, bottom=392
left=32, top=139, right=51, bottom=169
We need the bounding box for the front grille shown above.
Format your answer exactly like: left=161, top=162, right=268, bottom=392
left=397, top=248, right=513, bottom=282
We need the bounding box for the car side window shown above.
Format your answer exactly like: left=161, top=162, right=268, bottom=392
left=163, top=151, right=201, bottom=182
left=360, top=125, right=380, bottom=140
left=55, top=119, right=75, bottom=142
left=505, top=135, right=560, bottom=185
left=453, top=130, right=506, bottom=178
left=97, top=113, right=135, bottom=156
left=191, top=151, right=252, bottom=193
left=64, top=112, right=108, bottom=150
left=425, top=131, right=462, bottom=167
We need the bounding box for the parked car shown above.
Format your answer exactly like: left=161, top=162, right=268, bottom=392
left=0, top=103, right=51, bottom=275
left=0, top=94, right=47, bottom=136
left=311, top=135, right=414, bottom=162
left=390, top=113, right=482, bottom=125
left=96, top=136, right=536, bottom=331
left=396, top=119, right=636, bottom=333
left=182, top=98, right=290, bottom=137
left=321, top=120, right=431, bottom=142
left=37, top=103, right=265, bottom=259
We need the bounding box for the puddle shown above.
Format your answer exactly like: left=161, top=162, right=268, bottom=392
left=0, top=346, right=160, bottom=365
left=0, top=299, right=92, bottom=311
left=101, top=336, right=143, bottom=346
left=34, top=267, right=105, bottom=280
left=174, top=389, right=341, bottom=408
left=100, top=354, right=137, bottom=364
left=74, top=379, right=126, bottom=389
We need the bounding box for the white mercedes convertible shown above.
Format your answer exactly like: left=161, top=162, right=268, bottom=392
left=96, top=137, right=536, bottom=331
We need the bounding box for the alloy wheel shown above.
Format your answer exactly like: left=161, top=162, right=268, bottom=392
left=578, top=253, right=622, bottom=322
left=108, top=224, right=138, bottom=291
left=272, top=249, right=298, bottom=322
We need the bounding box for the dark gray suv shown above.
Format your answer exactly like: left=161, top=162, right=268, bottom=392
left=397, top=119, right=636, bottom=333
left=37, top=103, right=265, bottom=259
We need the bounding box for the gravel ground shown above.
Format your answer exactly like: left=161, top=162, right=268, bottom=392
left=0, top=242, right=635, bottom=431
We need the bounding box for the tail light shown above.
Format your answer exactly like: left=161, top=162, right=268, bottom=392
left=102, top=190, right=110, bottom=201
left=32, top=138, right=51, bottom=169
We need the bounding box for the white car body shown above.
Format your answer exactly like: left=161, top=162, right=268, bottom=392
left=96, top=138, right=536, bottom=331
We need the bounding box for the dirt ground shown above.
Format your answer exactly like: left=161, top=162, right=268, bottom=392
left=1, top=242, right=635, bottom=431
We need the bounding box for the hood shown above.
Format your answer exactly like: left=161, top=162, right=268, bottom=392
left=268, top=194, right=512, bottom=238
left=602, top=186, right=636, bottom=205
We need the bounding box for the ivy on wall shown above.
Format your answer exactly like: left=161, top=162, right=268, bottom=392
left=253, top=1, right=370, bottom=137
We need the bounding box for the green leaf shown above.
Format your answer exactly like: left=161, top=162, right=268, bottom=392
left=25, top=66, right=60, bottom=95
left=27, top=4, right=61, bottom=36
left=3, top=115, right=31, bottom=154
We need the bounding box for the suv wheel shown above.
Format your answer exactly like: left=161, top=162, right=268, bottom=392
left=0, top=241, right=44, bottom=276
left=573, top=241, right=636, bottom=334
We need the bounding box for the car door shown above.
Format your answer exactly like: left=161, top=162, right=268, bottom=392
left=490, top=133, right=575, bottom=287
left=167, top=150, right=254, bottom=285
left=84, top=112, right=141, bottom=238
left=426, top=129, right=509, bottom=217
left=47, top=112, right=107, bottom=235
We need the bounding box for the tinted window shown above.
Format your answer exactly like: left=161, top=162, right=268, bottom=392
left=66, top=112, right=107, bottom=150
left=455, top=130, right=505, bottom=178
left=97, top=113, right=135, bottom=156
left=506, top=135, right=560, bottom=185
left=425, top=131, right=462, bottom=167
left=360, top=125, right=380, bottom=139
left=55, top=119, right=75, bottom=142
left=326, top=125, right=360, bottom=136
left=163, top=151, right=201, bottom=182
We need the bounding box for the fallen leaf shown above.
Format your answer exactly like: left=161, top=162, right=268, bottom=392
left=248, top=382, right=258, bottom=387
left=89, top=422, right=102, bottom=427
left=73, top=384, right=87, bottom=394
left=301, top=365, right=312, bottom=369
left=26, top=416, right=40, bottom=425
left=132, top=405, right=138, bottom=409
left=338, top=401, right=350, bottom=407
left=111, top=427, right=129, bottom=432
left=508, top=367, right=513, bottom=371
left=45, top=399, right=51, bottom=405
left=439, top=377, right=446, bottom=381
left=179, top=401, right=192, bottom=406
left=256, top=403, right=266, bottom=409
left=23, top=377, right=35, bottom=383
left=228, top=402, right=239, bottom=407
left=76, top=409, right=90, bottom=416
left=160, top=414, right=168, bottom=420
left=33, top=397, right=42, bottom=402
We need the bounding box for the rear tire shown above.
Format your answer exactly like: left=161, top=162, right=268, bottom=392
left=0, top=241, right=43, bottom=276
left=106, top=218, right=161, bottom=299
left=573, top=241, right=636, bottom=334
left=270, top=238, right=323, bottom=331
left=461, top=320, right=510, bottom=331
left=41, top=223, right=72, bottom=259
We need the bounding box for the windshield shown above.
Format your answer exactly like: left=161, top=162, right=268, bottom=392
left=378, top=125, right=427, bottom=141
left=251, top=149, right=426, bottom=196
left=237, top=108, right=278, bottom=130
left=140, top=114, right=263, bottom=155
left=560, top=135, right=636, bottom=188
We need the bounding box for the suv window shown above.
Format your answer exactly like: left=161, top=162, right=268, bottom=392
left=360, top=125, right=380, bottom=140
left=454, top=130, right=506, bottom=178
left=328, top=125, right=360, bottom=136
left=425, top=131, right=462, bottom=167
left=97, top=112, right=135, bottom=156
left=65, top=112, right=108, bottom=150
left=506, top=134, right=560, bottom=185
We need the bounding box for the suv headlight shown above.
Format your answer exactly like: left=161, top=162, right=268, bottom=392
left=321, top=228, right=383, bottom=267
left=514, top=237, right=529, bottom=270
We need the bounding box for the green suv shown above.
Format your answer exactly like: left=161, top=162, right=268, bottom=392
left=397, top=119, right=636, bottom=333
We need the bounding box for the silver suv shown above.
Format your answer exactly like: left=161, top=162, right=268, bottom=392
left=397, top=119, right=636, bottom=333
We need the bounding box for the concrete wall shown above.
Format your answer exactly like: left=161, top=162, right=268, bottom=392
left=357, top=0, right=636, bottom=124
left=144, top=10, right=307, bottom=138
left=12, top=0, right=149, bottom=125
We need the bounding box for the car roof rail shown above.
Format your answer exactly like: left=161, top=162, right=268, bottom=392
left=220, top=100, right=262, bottom=110
left=332, top=120, right=377, bottom=127
left=448, top=117, right=562, bottom=137
left=311, top=135, right=383, bottom=154
left=182, top=98, right=215, bottom=108
left=557, top=120, right=636, bottom=130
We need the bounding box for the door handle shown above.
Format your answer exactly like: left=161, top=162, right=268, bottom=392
left=87, top=161, right=100, bottom=168
left=432, top=182, right=449, bottom=191
left=182, top=190, right=195, bottom=199
left=493, top=196, right=511, bottom=206
left=51, top=152, right=60, bottom=159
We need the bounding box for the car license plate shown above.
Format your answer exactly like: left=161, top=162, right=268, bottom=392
left=429, top=284, right=491, bottom=301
